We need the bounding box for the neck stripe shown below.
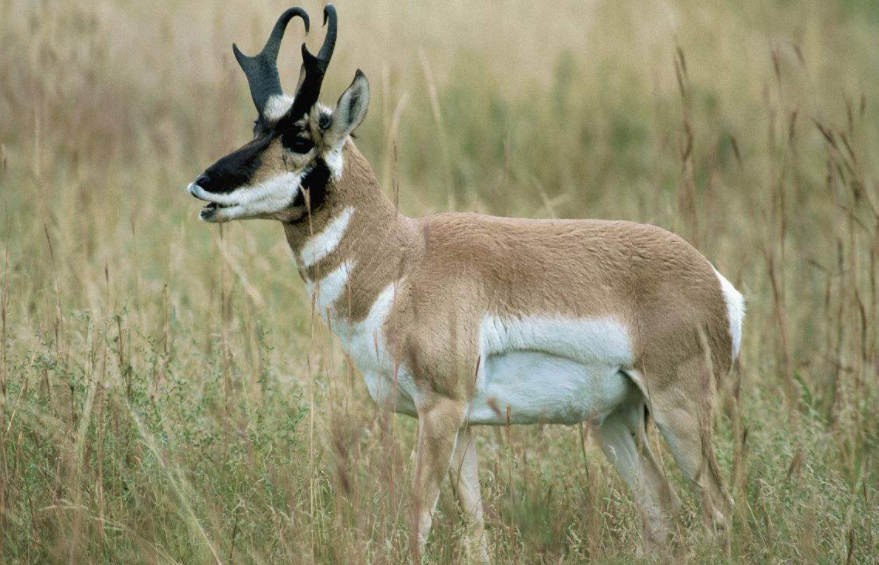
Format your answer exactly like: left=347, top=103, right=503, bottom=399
left=299, top=206, right=355, bottom=269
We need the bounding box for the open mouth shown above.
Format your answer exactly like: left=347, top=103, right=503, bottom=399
left=199, top=202, right=233, bottom=220
left=188, top=183, right=236, bottom=220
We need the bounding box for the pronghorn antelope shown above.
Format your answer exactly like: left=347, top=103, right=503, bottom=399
left=187, top=5, right=745, bottom=559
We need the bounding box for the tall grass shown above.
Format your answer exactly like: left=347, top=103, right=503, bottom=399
left=1, top=0, right=878, bottom=563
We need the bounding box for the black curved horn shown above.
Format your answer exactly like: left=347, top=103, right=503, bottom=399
left=233, top=7, right=309, bottom=115
left=289, top=4, right=337, bottom=120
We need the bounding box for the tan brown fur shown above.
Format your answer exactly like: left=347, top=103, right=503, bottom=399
left=277, top=140, right=736, bottom=556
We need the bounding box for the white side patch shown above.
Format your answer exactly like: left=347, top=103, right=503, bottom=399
left=263, top=94, right=294, bottom=123
left=480, top=315, right=634, bottom=368
left=469, top=352, right=632, bottom=425
left=305, top=260, right=354, bottom=320
left=713, top=268, right=745, bottom=359
left=298, top=207, right=354, bottom=268
left=470, top=315, right=636, bottom=425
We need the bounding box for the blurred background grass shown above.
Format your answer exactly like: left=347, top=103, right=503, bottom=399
left=1, top=0, right=878, bottom=563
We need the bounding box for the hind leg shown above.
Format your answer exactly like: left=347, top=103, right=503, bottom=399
left=596, top=399, right=680, bottom=547
left=448, top=427, right=490, bottom=563
left=650, top=357, right=730, bottom=530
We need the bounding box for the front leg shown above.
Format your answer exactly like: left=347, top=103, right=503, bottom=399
left=413, top=396, right=466, bottom=559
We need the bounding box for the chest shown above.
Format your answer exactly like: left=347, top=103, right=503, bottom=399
left=310, top=277, right=419, bottom=415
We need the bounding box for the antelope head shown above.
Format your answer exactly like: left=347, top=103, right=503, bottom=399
left=188, top=5, right=370, bottom=223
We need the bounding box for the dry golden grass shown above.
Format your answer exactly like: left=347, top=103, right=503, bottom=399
left=1, top=0, right=878, bottom=563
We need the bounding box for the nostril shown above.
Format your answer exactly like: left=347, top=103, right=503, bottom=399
left=195, top=174, right=211, bottom=189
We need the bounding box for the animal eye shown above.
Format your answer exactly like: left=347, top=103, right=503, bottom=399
left=281, top=127, right=314, bottom=153
left=289, top=136, right=314, bottom=153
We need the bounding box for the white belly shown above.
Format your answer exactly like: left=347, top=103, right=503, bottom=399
left=467, top=351, right=632, bottom=425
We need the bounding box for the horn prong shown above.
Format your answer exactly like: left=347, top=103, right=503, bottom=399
left=232, top=43, right=245, bottom=64
left=289, top=4, right=337, bottom=121
left=233, top=7, right=309, bottom=116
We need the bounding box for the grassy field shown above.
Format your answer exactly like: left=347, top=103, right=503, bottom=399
left=1, top=0, right=878, bottom=563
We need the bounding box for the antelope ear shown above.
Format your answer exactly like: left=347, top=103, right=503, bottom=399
left=325, top=70, right=369, bottom=149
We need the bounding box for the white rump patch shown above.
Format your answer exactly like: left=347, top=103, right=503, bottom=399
left=713, top=268, right=745, bottom=359
left=298, top=207, right=354, bottom=268
left=470, top=315, right=636, bottom=425
left=263, top=94, right=294, bottom=123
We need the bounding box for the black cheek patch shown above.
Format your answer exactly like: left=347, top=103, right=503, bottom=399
left=293, top=158, right=331, bottom=212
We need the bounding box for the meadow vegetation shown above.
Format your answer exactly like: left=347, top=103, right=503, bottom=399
left=1, top=0, right=878, bottom=562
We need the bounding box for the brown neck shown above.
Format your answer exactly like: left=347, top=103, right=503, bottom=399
left=283, top=141, right=421, bottom=322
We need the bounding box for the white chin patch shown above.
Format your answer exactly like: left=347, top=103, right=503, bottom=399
left=198, top=202, right=240, bottom=222
left=188, top=171, right=303, bottom=222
